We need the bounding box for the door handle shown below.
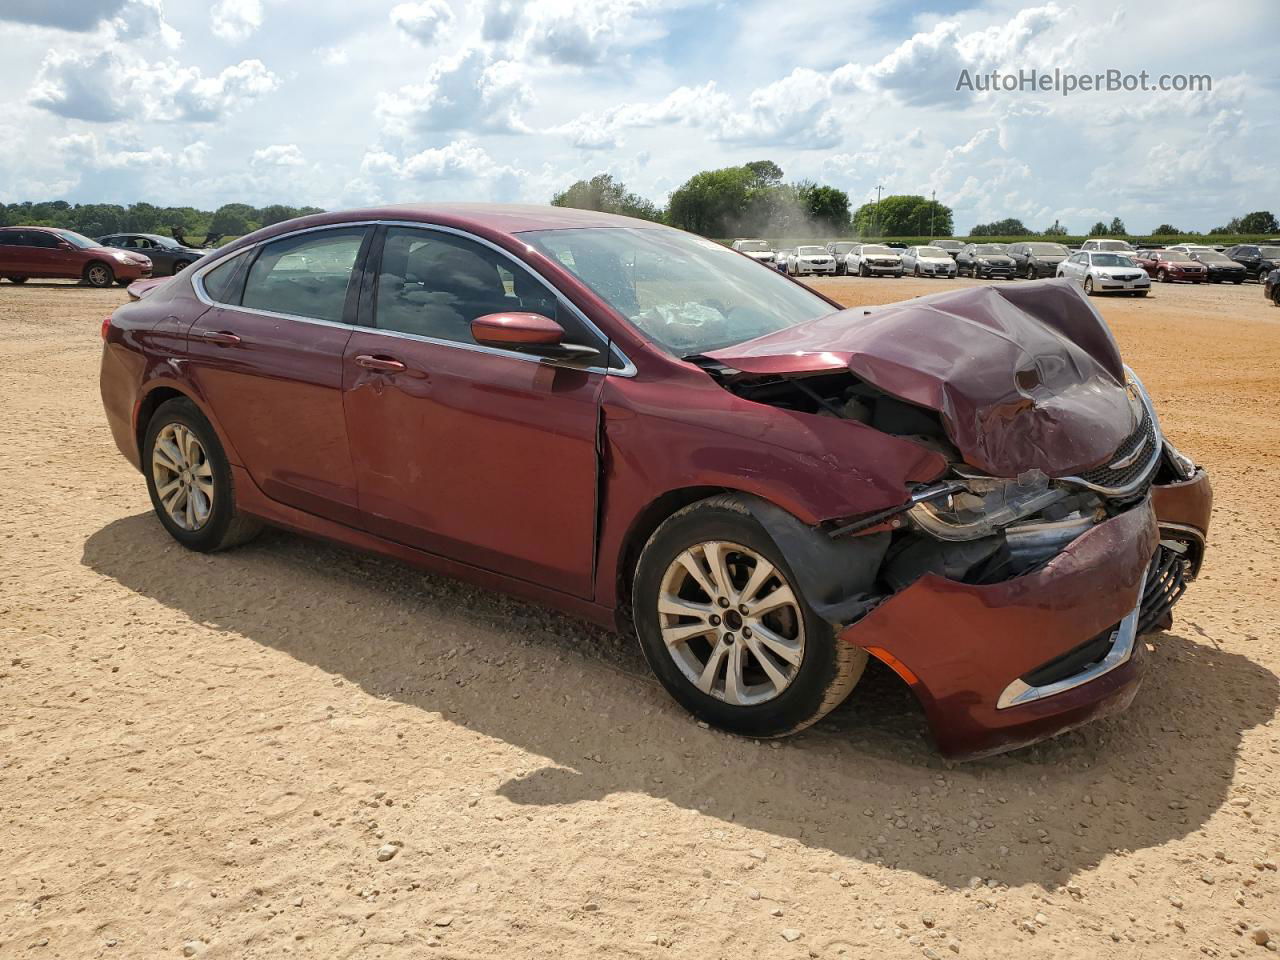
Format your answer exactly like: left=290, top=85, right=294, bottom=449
left=197, top=330, right=241, bottom=346
left=355, top=354, right=407, bottom=373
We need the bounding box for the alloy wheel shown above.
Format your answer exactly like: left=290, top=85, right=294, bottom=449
left=657, top=541, right=805, bottom=706
left=151, top=422, right=215, bottom=531
left=88, top=265, right=110, bottom=287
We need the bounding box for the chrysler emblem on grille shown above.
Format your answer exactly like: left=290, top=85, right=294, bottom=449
left=1108, top=445, right=1144, bottom=470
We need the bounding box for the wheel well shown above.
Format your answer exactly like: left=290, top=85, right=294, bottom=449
left=134, top=387, right=188, bottom=456
left=83, top=259, right=112, bottom=277
left=614, top=486, right=726, bottom=623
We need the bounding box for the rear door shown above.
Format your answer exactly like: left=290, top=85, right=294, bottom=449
left=341, top=225, right=609, bottom=598
left=184, top=226, right=371, bottom=526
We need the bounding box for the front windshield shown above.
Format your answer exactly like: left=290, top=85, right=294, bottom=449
left=974, top=245, right=1005, bottom=254
left=859, top=245, right=892, bottom=254
left=522, top=226, right=835, bottom=356
left=1161, top=251, right=1193, bottom=262
left=797, top=245, right=826, bottom=255
left=832, top=242, right=855, bottom=253
left=1196, top=252, right=1232, bottom=263
left=1028, top=243, right=1068, bottom=255
left=1092, top=254, right=1136, bottom=267
left=1095, top=240, right=1133, bottom=251
left=934, top=240, right=961, bottom=249
left=737, top=240, right=769, bottom=252
left=56, top=230, right=99, bottom=249
left=916, top=247, right=948, bottom=257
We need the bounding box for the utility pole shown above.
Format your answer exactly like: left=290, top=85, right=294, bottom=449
left=874, top=184, right=883, bottom=238
left=930, top=189, right=936, bottom=240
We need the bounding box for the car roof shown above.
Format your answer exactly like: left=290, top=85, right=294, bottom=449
left=295, top=203, right=656, bottom=234
left=3, top=225, right=60, bottom=233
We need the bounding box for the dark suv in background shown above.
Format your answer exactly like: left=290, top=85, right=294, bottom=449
left=0, top=226, right=152, bottom=287
left=956, top=243, right=1016, bottom=279
left=1224, top=244, right=1280, bottom=282
left=1007, top=241, right=1070, bottom=279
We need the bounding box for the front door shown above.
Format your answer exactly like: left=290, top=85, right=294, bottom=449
left=183, top=226, right=371, bottom=526
left=342, top=225, right=607, bottom=599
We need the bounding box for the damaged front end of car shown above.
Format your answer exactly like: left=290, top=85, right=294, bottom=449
left=696, top=280, right=1212, bottom=758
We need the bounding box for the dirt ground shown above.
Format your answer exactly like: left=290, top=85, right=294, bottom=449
left=1, top=275, right=1277, bottom=959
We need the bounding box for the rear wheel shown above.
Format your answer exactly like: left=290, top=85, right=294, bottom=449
left=172, top=260, right=192, bottom=273
left=633, top=495, right=866, bottom=738
left=143, top=398, right=263, bottom=552
left=6, top=276, right=28, bottom=284
left=84, top=262, right=114, bottom=288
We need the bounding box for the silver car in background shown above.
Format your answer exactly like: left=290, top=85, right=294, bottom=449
left=730, top=239, right=776, bottom=264
left=901, top=245, right=958, bottom=278
left=845, top=243, right=904, bottom=277
left=1056, top=251, right=1150, bottom=297
left=786, top=245, right=837, bottom=276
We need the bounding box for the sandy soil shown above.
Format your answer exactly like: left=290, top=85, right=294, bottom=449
left=1, top=275, right=1277, bottom=959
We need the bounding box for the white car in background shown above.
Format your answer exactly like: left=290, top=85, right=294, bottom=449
left=1167, top=243, right=1214, bottom=255
left=1056, top=250, right=1150, bottom=297
left=785, top=245, right=837, bottom=276
left=730, top=239, right=776, bottom=264
left=1080, top=238, right=1136, bottom=254
left=845, top=243, right=904, bottom=277
left=901, top=245, right=958, bottom=278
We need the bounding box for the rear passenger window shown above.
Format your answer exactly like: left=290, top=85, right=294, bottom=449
left=372, top=227, right=596, bottom=349
left=201, top=253, right=247, bottom=304
left=241, top=228, right=366, bottom=322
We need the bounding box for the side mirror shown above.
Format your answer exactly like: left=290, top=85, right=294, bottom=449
left=470, top=312, right=600, bottom=363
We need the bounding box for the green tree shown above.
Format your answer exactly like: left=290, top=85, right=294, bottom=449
left=1151, top=223, right=1180, bottom=235
left=1042, top=220, right=1069, bottom=236
left=1087, top=221, right=1109, bottom=236
left=208, top=203, right=258, bottom=237
left=1238, top=210, right=1280, bottom=234
left=853, top=195, right=954, bottom=237
left=794, top=181, right=850, bottom=234
left=1108, top=216, right=1127, bottom=235
left=551, top=174, right=662, bottom=222
left=969, top=217, right=1030, bottom=237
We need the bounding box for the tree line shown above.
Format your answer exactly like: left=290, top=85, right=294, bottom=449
left=0, top=200, right=324, bottom=242
left=970, top=211, right=1279, bottom=238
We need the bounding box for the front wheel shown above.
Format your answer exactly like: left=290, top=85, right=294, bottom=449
left=1025, top=263, right=1036, bottom=280
left=858, top=262, right=869, bottom=278
left=84, top=262, right=114, bottom=288
left=143, top=398, right=262, bottom=552
left=172, top=260, right=192, bottom=273
left=1158, top=269, right=1169, bottom=283
left=6, top=276, right=28, bottom=284
left=1083, top=276, right=1095, bottom=295
left=633, top=495, right=866, bottom=738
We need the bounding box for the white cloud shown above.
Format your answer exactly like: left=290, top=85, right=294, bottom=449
left=54, top=131, right=209, bottom=171
left=482, top=0, right=681, bottom=65
left=376, top=48, right=532, bottom=137
left=0, top=0, right=179, bottom=46
left=390, top=0, right=454, bottom=46
left=359, top=139, right=527, bottom=201
left=30, top=49, right=279, bottom=123
left=210, top=0, right=263, bottom=43
left=252, top=144, right=305, bottom=167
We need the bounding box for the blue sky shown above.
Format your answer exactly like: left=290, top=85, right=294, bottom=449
left=0, top=0, right=1275, bottom=233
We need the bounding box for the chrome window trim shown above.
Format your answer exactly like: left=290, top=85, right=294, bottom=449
left=188, top=219, right=636, bottom=377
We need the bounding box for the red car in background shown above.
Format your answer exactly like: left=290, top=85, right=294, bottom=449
left=1134, top=249, right=1207, bottom=284
left=98, top=205, right=1212, bottom=760
left=0, top=226, right=152, bottom=287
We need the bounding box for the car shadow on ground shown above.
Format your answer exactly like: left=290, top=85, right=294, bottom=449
left=82, top=514, right=1278, bottom=890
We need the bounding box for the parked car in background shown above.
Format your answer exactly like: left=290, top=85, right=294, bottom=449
left=1223, top=244, right=1280, bottom=282
left=1265, top=268, right=1280, bottom=306
left=844, top=244, right=904, bottom=277
left=826, top=241, right=857, bottom=275
left=1057, top=251, right=1150, bottom=296
left=1007, top=241, right=1070, bottom=279
left=1134, top=250, right=1207, bottom=284
left=97, top=233, right=205, bottom=277
left=932, top=239, right=964, bottom=259
left=0, top=226, right=152, bottom=287
left=1187, top=249, right=1246, bottom=284
left=901, top=245, right=957, bottom=278
left=730, top=239, right=776, bottom=265
left=1080, top=239, right=1136, bottom=254
left=785, top=245, right=837, bottom=276
left=956, top=243, right=1016, bottom=279
left=96, top=203, right=1211, bottom=759
left=773, top=247, right=793, bottom=273
left=1167, top=244, right=1214, bottom=256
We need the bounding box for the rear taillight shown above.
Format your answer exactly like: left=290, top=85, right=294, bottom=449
left=101, top=316, right=112, bottom=341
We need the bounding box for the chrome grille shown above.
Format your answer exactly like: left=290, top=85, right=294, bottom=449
left=1071, top=401, right=1158, bottom=493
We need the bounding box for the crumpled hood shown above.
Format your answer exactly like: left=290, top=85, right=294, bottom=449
left=704, top=279, right=1137, bottom=478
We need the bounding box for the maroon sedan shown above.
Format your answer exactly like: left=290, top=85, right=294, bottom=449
left=1134, top=249, right=1207, bottom=284
left=98, top=205, right=1212, bottom=759
left=0, top=226, right=152, bottom=287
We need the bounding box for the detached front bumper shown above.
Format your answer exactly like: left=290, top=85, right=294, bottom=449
left=840, top=467, right=1211, bottom=760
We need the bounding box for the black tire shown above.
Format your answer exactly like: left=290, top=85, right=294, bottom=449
left=172, top=260, right=192, bottom=273
left=116, top=279, right=131, bottom=287
left=1025, top=263, right=1036, bottom=280
left=913, top=264, right=921, bottom=277
left=143, top=398, right=263, bottom=552
left=1083, top=276, right=1095, bottom=295
left=1158, top=269, right=1170, bottom=283
left=83, top=261, right=114, bottom=288
left=1134, top=290, right=1148, bottom=297
left=1232, top=278, right=1243, bottom=285
left=632, top=495, right=866, bottom=738
left=858, top=262, right=869, bottom=278
left=7, top=276, right=28, bottom=284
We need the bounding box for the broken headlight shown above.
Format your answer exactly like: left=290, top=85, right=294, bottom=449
left=908, top=469, right=1068, bottom=541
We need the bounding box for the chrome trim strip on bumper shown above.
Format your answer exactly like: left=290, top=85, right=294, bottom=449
left=995, top=605, right=1140, bottom=710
